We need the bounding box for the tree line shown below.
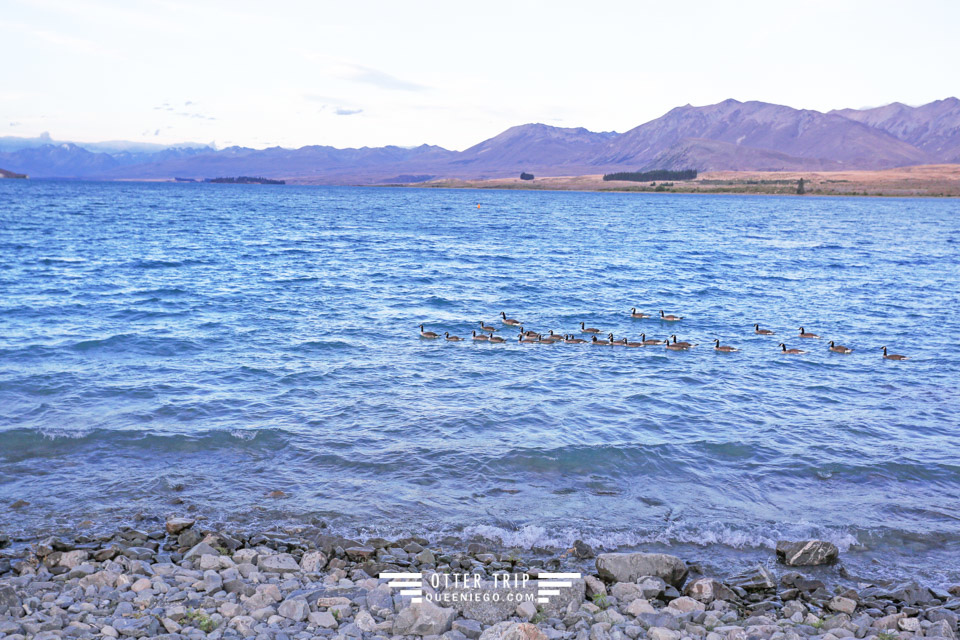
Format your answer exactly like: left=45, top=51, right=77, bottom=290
left=602, top=169, right=698, bottom=182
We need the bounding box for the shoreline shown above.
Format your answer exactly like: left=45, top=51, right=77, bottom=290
left=2, top=519, right=959, bottom=640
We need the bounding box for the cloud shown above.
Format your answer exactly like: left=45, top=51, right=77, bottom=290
left=9, top=122, right=20, bottom=127
left=334, top=107, right=363, bottom=116
left=298, top=52, right=429, bottom=91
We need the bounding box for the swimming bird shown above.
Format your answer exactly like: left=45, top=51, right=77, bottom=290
left=580, top=322, right=601, bottom=334
left=798, top=327, right=820, bottom=339
left=538, top=335, right=558, bottom=344
left=607, top=333, right=625, bottom=346
left=660, top=310, right=683, bottom=321
left=547, top=330, right=565, bottom=341
left=630, top=308, right=651, bottom=318
left=665, top=340, right=691, bottom=351
left=500, top=311, right=521, bottom=326
left=623, top=338, right=643, bottom=347
left=518, top=333, right=538, bottom=343
left=488, top=335, right=506, bottom=343
left=479, top=321, right=498, bottom=333
left=670, top=335, right=694, bottom=348
left=419, top=324, right=439, bottom=339
left=564, top=335, right=587, bottom=344
left=754, top=324, right=775, bottom=335
left=444, top=332, right=463, bottom=342
left=882, top=346, right=908, bottom=360
left=828, top=340, right=852, bottom=354
left=472, top=330, right=489, bottom=341
left=640, top=333, right=665, bottom=345
left=779, top=343, right=806, bottom=354
left=518, top=326, right=538, bottom=337
left=713, top=339, right=738, bottom=352
left=591, top=335, right=611, bottom=345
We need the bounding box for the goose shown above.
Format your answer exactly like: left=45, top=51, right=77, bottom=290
left=882, top=346, right=908, bottom=360
left=754, top=324, right=775, bottom=335
left=607, top=333, right=625, bottom=346
left=488, top=335, right=506, bottom=343
left=580, top=322, right=601, bottom=334
left=828, top=340, right=853, bottom=354
left=518, top=326, right=539, bottom=337
left=472, top=330, right=489, bottom=341
left=660, top=310, right=683, bottom=321
left=500, top=311, right=521, bottom=326
left=779, top=343, right=805, bottom=354
left=798, top=327, right=820, bottom=339
left=640, top=333, right=665, bottom=345
left=623, top=338, right=644, bottom=347
left=564, top=334, right=587, bottom=344
left=518, top=333, right=538, bottom=344
left=479, top=321, right=498, bottom=333
left=444, top=332, right=463, bottom=342
left=538, top=335, right=558, bottom=344
left=547, top=330, right=565, bottom=341
left=591, top=335, right=611, bottom=345
left=713, top=339, right=738, bottom=352
left=665, top=340, right=691, bottom=351
left=670, top=335, right=695, bottom=348
left=419, top=324, right=440, bottom=339
left=630, top=308, right=651, bottom=318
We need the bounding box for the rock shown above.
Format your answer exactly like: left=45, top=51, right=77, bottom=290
left=0, top=584, right=21, bottom=614
left=183, top=541, right=219, bottom=561
left=300, top=550, right=327, bottom=572
left=258, top=553, right=300, bottom=573
left=454, top=619, right=484, bottom=639
left=927, top=608, right=959, bottom=629
left=394, top=600, right=457, bottom=636
left=10, top=499, right=29, bottom=509
left=479, top=622, right=549, bottom=640
left=58, top=550, right=89, bottom=569
left=626, top=599, right=656, bottom=616
left=595, top=553, right=688, bottom=587
left=309, top=611, right=338, bottom=629
left=775, top=540, right=839, bottom=566
left=572, top=540, right=595, bottom=559
left=366, top=583, right=395, bottom=616
left=278, top=597, right=309, bottom=621
left=203, top=569, right=222, bottom=592
left=684, top=578, right=737, bottom=603
left=164, top=518, right=195, bottom=535
left=666, top=596, right=705, bottom=613
left=585, top=575, right=607, bottom=597
left=899, top=617, right=921, bottom=632
left=829, top=596, right=857, bottom=614
left=873, top=612, right=905, bottom=630
left=928, top=619, right=957, bottom=639
left=219, top=602, right=243, bottom=618
left=354, top=610, right=378, bottom=632
left=345, top=546, right=375, bottom=560
left=647, top=628, right=681, bottom=640
left=130, top=578, right=152, bottom=593
left=517, top=600, right=538, bottom=620
left=727, top=564, right=776, bottom=592
left=636, top=576, right=667, bottom=599
left=449, top=578, right=584, bottom=624
left=416, top=549, right=436, bottom=564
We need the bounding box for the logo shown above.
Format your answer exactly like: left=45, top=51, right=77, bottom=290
left=380, top=571, right=582, bottom=605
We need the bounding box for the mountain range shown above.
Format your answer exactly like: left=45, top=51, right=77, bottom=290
left=2, top=98, right=958, bottom=183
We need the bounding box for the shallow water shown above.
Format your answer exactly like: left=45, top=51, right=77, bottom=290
left=1, top=180, right=959, bottom=583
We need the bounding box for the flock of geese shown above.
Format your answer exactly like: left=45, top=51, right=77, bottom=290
left=419, top=309, right=909, bottom=360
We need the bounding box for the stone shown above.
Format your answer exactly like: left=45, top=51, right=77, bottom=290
left=416, top=549, right=437, bottom=564
left=829, top=596, right=857, bottom=614
left=637, top=576, right=668, bottom=599
left=775, top=540, right=839, bottom=566
left=394, top=600, right=457, bottom=636
left=0, top=584, right=22, bottom=614
left=454, top=619, right=484, bottom=639
left=58, top=550, right=89, bottom=569
left=684, top=577, right=737, bottom=603
left=310, top=611, right=339, bottom=628
left=595, top=553, right=688, bottom=587
left=203, top=569, right=222, bottom=592
left=165, top=518, right=195, bottom=535
left=300, top=550, right=327, bottom=572
left=278, top=597, right=309, bottom=621
left=873, top=612, right=905, bottom=630
left=448, top=578, right=584, bottom=624
left=928, top=619, right=957, bottom=638
left=572, top=540, right=596, bottom=559
left=626, top=599, right=656, bottom=616
left=647, top=628, right=681, bottom=640
left=258, top=553, right=300, bottom=573
left=183, top=541, right=219, bottom=561
left=727, top=564, right=776, bottom=592
left=130, top=578, right=152, bottom=593
left=366, top=583, right=395, bottom=616
left=345, top=546, right=375, bottom=560
left=898, top=617, right=921, bottom=632
left=585, top=576, right=607, bottom=597
left=479, top=622, right=549, bottom=640
left=517, top=600, right=538, bottom=620
left=667, top=596, right=705, bottom=613
left=355, top=610, right=378, bottom=632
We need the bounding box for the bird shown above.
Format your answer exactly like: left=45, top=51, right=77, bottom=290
left=518, top=334, right=538, bottom=343
left=798, top=327, right=820, bottom=339
left=640, top=333, right=665, bottom=345
left=670, top=335, right=695, bottom=348
left=660, top=310, right=683, bottom=321
left=500, top=311, right=521, bottom=326
left=419, top=324, right=439, bottom=339
left=538, top=335, right=559, bottom=344
left=472, top=330, right=489, bottom=341
left=623, top=338, right=644, bottom=347
left=444, top=332, right=463, bottom=342
left=564, top=335, right=587, bottom=344
left=828, top=340, right=853, bottom=354
left=591, top=335, right=611, bottom=345
left=779, top=343, right=806, bottom=354
left=547, top=330, right=565, bottom=341
left=488, top=335, right=506, bottom=343
left=479, top=321, right=498, bottom=333
left=518, top=326, right=538, bottom=337
left=754, top=324, right=775, bottom=335
left=630, top=308, right=651, bottom=318
left=713, top=339, right=738, bottom=352
left=665, top=340, right=691, bottom=351
left=607, top=333, right=625, bottom=346
left=882, top=346, right=908, bottom=360
left=580, top=322, right=601, bottom=334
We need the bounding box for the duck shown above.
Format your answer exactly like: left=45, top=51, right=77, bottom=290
left=444, top=332, right=463, bottom=342
left=518, top=326, right=539, bottom=337
left=419, top=324, right=440, bottom=339
left=488, top=335, right=506, bottom=343
left=713, top=339, right=738, bottom=352
left=630, top=308, right=651, bottom=318
left=670, top=335, right=695, bottom=348
left=591, top=335, right=611, bottom=345
left=665, top=340, right=691, bottom=351
left=623, top=338, right=644, bottom=347
left=580, top=322, right=601, bottom=334
left=754, top=324, right=775, bottom=335
left=640, top=333, right=665, bottom=345
left=472, top=330, right=489, bottom=341
left=546, top=330, right=566, bottom=341
left=779, top=343, right=806, bottom=354
left=828, top=340, right=853, bottom=354
left=500, top=311, right=522, bottom=326
left=564, top=335, right=587, bottom=344
left=798, top=327, right=820, bottom=339
left=607, top=333, right=625, bottom=346
left=479, top=321, right=498, bottom=333
left=518, top=333, right=539, bottom=344
left=660, top=310, right=683, bottom=321
left=882, top=346, right=908, bottom=360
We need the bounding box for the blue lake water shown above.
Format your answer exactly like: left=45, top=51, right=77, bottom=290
left=1, top=180, right=959, bottom=583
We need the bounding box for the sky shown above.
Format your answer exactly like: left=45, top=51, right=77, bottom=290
left=1, top=0, right=958, bottom=151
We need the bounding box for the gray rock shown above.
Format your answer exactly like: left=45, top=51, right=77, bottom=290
left=596, top=553, right=688, bottom=587
left=278, top=597, right=309, bottom=622
left=203, top=569, right=222, bottom=593
left=309, top=611, right=338, bottom=629
left=448, top=579, right=584, bottom=625
left=366, top=584, right=395, bottom=616
left=300, top=550, right=327, bottom=573
left=828, top=596, right=856, bottom=615
left=454, top=619, right=484, bottom=639
left=165, top=518, right=195, bottom=535
left=183, top=542, right=219, bottom=561
left=478, top=622, right=549, bottom=640
left=775, top=540, right=839, bottom=566
left=684, top=578, right=737, bottom=604
left=0, top=584, right=22, bottom=615
left=394, top=600, right=457, bottom=636
left=727, top=564, right=776, bottom=592
left=258, top=553, right=300, bottom=574
left=928, top=619, right=957, bottom=639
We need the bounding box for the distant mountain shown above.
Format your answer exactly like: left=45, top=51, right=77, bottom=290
left=0, top=98, right=956, bottom=181
left=0, top=132, right=211, bottom=154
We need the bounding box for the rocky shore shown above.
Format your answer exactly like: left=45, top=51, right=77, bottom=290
left=1, top=520, right=959, bottom=640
